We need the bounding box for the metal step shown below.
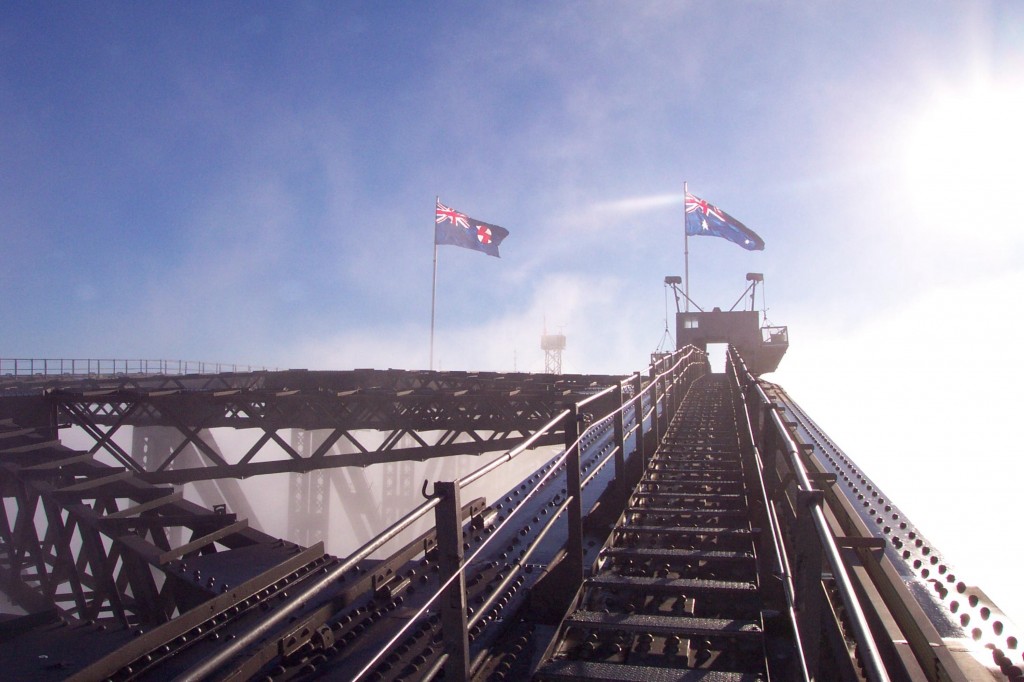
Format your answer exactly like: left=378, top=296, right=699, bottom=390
left=536, top=659, right=763, bottom=681
left=564, top=610, right=762, bottom=639
left=632, top=491, right=744, bottom=501
left=645, top=463, right=739, bottom=472
left=639, top=476, right=743, bottom=486
left=643, top=471, right=743, bottom=481
left=613, top=525, right=752, bottom=539
left=536, top=375, right=767, bottom=680
left=653, top=450, right=740, bottom=460
left=625, top=506, right=748, bottom=519
left=585, top=575, right=756, bottom=597
left=603, top=547, right=755, bottom=564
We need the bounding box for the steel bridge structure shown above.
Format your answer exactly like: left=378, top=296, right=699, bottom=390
left=0, top=348, right=1020, bottom=681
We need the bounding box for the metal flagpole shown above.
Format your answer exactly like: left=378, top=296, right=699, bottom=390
left=430, top=197, right=439, bottom=370
left=684, top=181, right=690, bottom=313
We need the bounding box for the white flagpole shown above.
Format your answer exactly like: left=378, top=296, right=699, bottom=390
left=684, top=181, right=690, bottom=313
left=430, top=197, right=439, bottom=370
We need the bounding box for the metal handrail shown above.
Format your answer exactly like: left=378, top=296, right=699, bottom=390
left=458, top=408, right=572, bottom=489
left=171, top=491, right=443, bottom=682
left=0, top=358, right=273, bottom=377
left=350, top=346, right=707, bottom=681
left=730, top=347, right=890, bottom=682
left=727, top=350, right=810, bottom=681
left=168, top=347, right=697, bottom=681
left=173, top=347, right=707, bottom=681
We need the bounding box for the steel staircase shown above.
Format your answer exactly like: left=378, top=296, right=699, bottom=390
left=534, top=374, right=768, bottom=681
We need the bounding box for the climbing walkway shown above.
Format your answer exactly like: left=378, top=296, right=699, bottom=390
left=536, top=374, right=769, bottom=680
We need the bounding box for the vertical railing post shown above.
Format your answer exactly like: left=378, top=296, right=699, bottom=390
left=763, top=418, right=825, bottom=676
left=632, top=372, right=646, bottom=479
left=659, top=356, right=668, bottom=433
left=564, top=403, right=584, bottom=587
left=668, top=351, right=680, bottom=422
left=666, top=355, right=674, bottom=422
left=658, top=356, right=668, bottom=434
left=654, top=356, right=665, bottom=434
left=433, top=480, right=470, bottom=680
left=648, top=365, right=661, bottom=448
left=613, top=382, right=626, bottom=494
left=669, top=352, right=677, bottom=415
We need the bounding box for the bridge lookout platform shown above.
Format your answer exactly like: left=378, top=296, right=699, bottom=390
left=672, top=274, right=788, bottom=375
left=677, top=308, right=788, bottom=375
left=1, top=286, right=1020, bottom=680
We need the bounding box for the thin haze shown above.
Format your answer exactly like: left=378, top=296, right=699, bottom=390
left=2, top=3, right=1023, bottom=618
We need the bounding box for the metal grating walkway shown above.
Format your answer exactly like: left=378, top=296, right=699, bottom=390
left=536, top=374, right=767, bottom=680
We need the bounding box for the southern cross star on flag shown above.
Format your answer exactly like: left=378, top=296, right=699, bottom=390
left=435, top=199, right=510, bottom=258
left=684, top=192, right=764, bottom=251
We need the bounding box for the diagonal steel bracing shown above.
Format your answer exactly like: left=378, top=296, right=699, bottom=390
left=40, top=369, right=623, bottom=483
left=0, top=421, right=304, bottom=633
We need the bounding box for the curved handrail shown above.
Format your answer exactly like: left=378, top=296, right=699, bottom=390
left=349, top=346, right=708, bottom=681
left=172, top=346, right=706, bottom=682
left=726, top=354, right=811, bottom=681
left=0, top=357, right=274, bottom=377
left=729, top=346, right=890, bottom=682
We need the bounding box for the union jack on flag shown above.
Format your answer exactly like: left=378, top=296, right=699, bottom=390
left=435, top=201, right=470, bottom=230
left=684, top=191, right=764, bottom=251
left=434, top=198, right=510, bottom=258
left=685, top=194, right=726, bottom=223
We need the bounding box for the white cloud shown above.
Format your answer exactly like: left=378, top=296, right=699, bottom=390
left=283, top=271, right=663, bottom=376
left=775, top=268, right=1024, bottom=619
left=592, top=193, right=685, bottom=214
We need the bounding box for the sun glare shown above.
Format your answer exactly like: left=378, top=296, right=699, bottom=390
left=902, top=81, right=1024, bottom=239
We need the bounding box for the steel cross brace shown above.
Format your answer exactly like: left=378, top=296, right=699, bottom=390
left=130, top=429, right=561, bottom=484
left=59, top=401, right=142, bottom=472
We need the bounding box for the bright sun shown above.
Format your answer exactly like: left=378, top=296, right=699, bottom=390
left=902, top=80, right=1024, bottom=239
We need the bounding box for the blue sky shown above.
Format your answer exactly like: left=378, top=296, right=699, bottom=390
left=3, top=2, right=1024, bottom=623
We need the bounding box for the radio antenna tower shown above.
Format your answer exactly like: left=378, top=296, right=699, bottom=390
left=541, top=319, right=566, bottom=374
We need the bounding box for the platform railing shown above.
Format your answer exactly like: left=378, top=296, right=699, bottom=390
left=167, top=346, right=707, bottom=681
left=729, top=345, right=890, bottom=682
left=760, top=325, right=789, bottom=344
left=352, top=345, right=708, bottom=681
left=727, top=347, right=812, bottom=681
left=0, top=358, right=272, bottom=377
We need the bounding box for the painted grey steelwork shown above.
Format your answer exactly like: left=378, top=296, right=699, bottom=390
left=0, top=345, right=1020, bottom=680
left=0, top=353, right=685, bottom=680
left=0, top=358, right=275, bottom=378
left=6, top=368, right=625, bottom=483
left=765, top=381, right=1020, bottom=680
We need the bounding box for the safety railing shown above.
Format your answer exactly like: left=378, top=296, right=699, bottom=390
left=727, top=347, right=811, bottom=680
left=169, top=345, right=708, bottom=682
left=761, top=325, right=789, bottom=344
left=0, top=358, right=272, bottom=377
left=760, top=370, right=1023, bottom=679
left=354, top=345, right=708, bottom=681
left=728, top=346, right=890, bottom=682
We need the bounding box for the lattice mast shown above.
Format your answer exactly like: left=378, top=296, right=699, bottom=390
left=541, top=321, right=566, bottom=375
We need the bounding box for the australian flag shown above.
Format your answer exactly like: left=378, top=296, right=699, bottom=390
left=435, top=199, right=510, bottom=258
left=685, top=192, right=764, bottom=251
